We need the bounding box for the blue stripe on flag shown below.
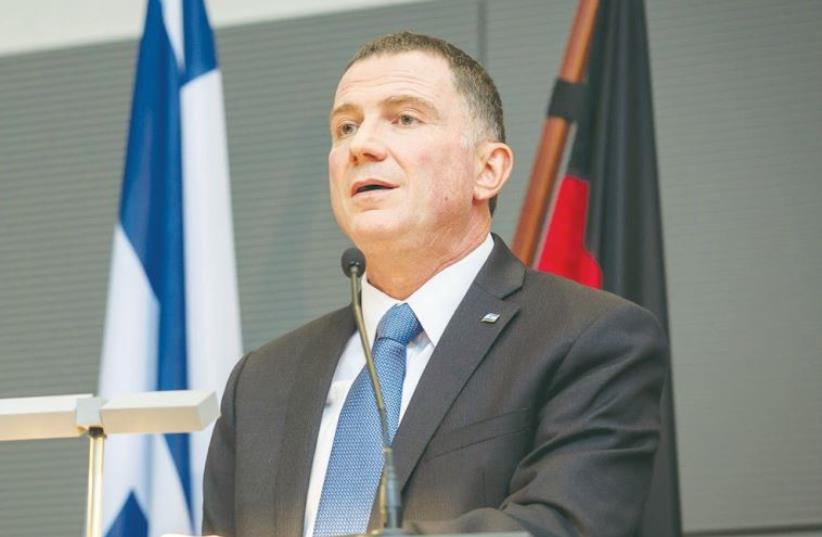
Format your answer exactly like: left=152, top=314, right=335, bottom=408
left=106, top=493, right=149, bottom=537
left=120, top=0, right=183, bottom=295
left=182, top=0, right=218, bottom=83
left=117, top=0, right=192, bottom=526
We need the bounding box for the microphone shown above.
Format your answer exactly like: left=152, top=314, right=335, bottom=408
left=340, top=248, right=406, bottom=535
left=341, top=247, right=366, bottom=278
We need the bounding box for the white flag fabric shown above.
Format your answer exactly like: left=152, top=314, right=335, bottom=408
left=98, top=0, right=242, bottom=535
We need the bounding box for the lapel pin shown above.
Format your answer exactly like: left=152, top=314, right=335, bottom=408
left=481, top=312, right=500, bottom=324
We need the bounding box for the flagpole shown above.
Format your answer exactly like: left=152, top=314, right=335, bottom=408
left=511, top=0, right=600, bottom=266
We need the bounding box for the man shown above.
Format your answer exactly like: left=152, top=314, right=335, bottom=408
left=203, top=32, right=665, bottom=537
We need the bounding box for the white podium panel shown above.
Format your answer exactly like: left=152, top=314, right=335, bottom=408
left=0, top=393, right=92, bottom=441
left=100, top=390, right=218, bottom=434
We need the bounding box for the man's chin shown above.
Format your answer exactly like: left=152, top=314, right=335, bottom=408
left=346, top=219, right=409, bottom=248
left=350, top=227, right=404, bottom=246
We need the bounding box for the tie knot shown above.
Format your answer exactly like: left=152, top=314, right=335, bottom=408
left=376, top=303, right=422, bottom=346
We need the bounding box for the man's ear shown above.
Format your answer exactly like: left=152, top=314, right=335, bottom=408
left=474, top=141, right=514, bottom=203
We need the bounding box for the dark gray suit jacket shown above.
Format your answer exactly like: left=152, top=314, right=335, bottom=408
left=203, top=237, right=666, bottom=537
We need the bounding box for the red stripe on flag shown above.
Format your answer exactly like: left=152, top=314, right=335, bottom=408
left=537, top=176, right=603, bottom=289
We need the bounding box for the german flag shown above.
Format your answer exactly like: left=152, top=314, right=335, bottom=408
left=531, top=1, right=682, bottom=536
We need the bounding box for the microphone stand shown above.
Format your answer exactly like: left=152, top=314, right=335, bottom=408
left=346, top=263, right=407, bottom=536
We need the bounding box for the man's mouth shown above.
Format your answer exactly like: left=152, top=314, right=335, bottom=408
left=351, top=179, right=396, bottom=196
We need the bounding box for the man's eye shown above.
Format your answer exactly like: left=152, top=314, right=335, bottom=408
left=337, top=122, right=357, bottom=137
left=397, top=113, right=419, bottom=126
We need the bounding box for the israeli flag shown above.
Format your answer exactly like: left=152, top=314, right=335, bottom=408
left=98, top=0, right=242, bottom=535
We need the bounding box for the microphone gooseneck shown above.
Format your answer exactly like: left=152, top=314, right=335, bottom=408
left=340, top=248, right=407, bottom=535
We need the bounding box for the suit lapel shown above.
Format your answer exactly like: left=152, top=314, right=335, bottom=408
left=272, top=306, right=355, bottom=537
left=390, top=237, right=526, bottom=498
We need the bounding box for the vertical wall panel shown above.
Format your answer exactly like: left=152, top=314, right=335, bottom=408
left=0, top=41, right=135, bottom=536
left=645, top=0, right=822, bottom=532
left=483, top=0, right=576, bottom=242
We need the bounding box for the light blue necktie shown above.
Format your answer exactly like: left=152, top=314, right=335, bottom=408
left=313, top=303, right=422, bottom=537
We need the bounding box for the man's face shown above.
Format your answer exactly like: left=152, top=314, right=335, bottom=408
left=328, top=51, right=481, bottom=252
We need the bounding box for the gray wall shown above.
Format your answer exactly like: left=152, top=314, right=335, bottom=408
left=648, top=1, right=822, bottom=533
left=0, top=1, right=820, bottom=536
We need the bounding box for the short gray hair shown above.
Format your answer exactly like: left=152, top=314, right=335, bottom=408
left=348, top=31, right=506, bottom=143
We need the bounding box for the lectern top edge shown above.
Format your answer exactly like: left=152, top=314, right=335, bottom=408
left=0, top=389, right=218, bottom=442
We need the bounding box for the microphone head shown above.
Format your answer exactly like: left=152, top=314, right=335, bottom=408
left=341, top=247, right=366, bottom=278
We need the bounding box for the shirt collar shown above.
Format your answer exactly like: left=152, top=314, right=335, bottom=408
left=361, top=234, right=494, bottom=347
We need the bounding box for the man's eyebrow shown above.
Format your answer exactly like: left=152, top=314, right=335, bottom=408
left=384, top=95, right=440, bottom=119
left=329, top=95, right=441, bottom=124
left=329, top=103, right=358, bottom=124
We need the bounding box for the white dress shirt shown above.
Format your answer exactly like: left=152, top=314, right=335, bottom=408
left=302, top=234, right=494, bottom=537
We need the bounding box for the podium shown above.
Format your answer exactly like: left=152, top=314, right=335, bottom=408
left=0, top=390, right=218, bottom=537
left=1, top=394, right=532, bottom=537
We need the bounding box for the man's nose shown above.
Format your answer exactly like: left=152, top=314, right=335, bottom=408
left=349, top=121, right=387, bottom=164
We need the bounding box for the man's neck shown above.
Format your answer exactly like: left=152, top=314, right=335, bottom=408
left=363, top=223, right=490, bottom=300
